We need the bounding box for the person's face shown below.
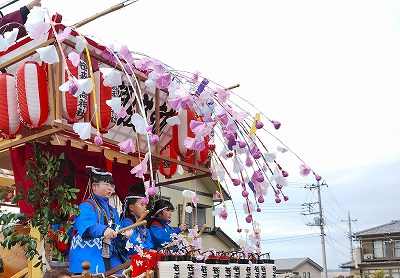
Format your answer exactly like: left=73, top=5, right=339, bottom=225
left=158, top=209, right=173, bottom=221
left=92, top=181, right=115, bottom=198
left=129, top=199, right=147, bottom=219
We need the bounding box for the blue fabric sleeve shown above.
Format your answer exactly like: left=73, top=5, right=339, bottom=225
left=144, top=229, right=154, bottom=250
left=74, top=202, right=108, bottom=239
left=174, top=226, right=181, bottom=233
left=150, top=224, right=173, bottom=247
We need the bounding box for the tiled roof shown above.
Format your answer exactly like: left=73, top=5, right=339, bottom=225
left=275, top=258, right=323, bottom=272
left=354, top=220, right=400, bottom=237
left=340, top=260, right=355, bottom=269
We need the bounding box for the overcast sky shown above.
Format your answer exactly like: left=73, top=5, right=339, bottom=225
left=7, top=0, right=400, bottom=269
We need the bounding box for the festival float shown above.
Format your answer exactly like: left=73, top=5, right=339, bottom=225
left=0, top=1, right=322, bottom=277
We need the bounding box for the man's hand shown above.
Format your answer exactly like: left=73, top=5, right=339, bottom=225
left=103, top=227, right=117, bottom=239
left=179, top=223, right=187, bottom=232
left=26, top=0, right=41, bottom=10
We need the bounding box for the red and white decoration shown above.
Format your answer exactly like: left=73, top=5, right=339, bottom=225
left=0, top=73, right=23, bottom=138
left=61, top=59, right=89, bottom=123
left=89, top=71, right=116, bottom=133
left=172, top=108, right=197, bottom=158
left=16, top=61, right=49, bottom=129
left=159, top=140, right=178, bottom=179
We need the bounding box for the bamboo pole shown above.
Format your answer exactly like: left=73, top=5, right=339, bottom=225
left=73, top=3, right=124, bottom=28
left=197, top=223, right=207, bottom=237
left=181, top=198, right=187, bottom=225
left=137, top=209, right=149, bottom=222
left=73, top=1, right=139, bottom=29
left=101, top=220, right=146, bottom=240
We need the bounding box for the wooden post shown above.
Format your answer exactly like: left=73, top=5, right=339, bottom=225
left=155, top=88, right=160, bottom=152
left=81, top=261, right=92, bottom=278
left=27, top=226, right=42, bottom=278
left=54, top=45, right=63, bottom=121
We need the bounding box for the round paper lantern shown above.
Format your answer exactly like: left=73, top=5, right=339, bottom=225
left=180, top=155, right=196, bottom=174
left=172, top=108, right=196, bottom=158
left=16, top=61, right=49, bottom=129
left=89, top=71, right=116, bottom=133
left=159, top=140, right=178, bottom=179
left=0, top=73, right=24, bottom=138
left=61, top=59, right=89, bottom=123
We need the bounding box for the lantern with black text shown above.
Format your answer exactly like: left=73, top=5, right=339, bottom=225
left=89, top=71, right=116, bottom=133
left=16, top=61, right=49, bottom=129
left=61, top=60, right=89, bottom=123
left=159, top=140, right=178, bottom=179
left=0, top=73, right=23, bottom=138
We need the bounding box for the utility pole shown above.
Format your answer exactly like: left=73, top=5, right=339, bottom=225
left=342, top=211, right=357, bottom=261
left=303, top=181, right=328, bottom=278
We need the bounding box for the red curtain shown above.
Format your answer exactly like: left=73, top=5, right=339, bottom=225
left=10, top=142, right=146, bottom=215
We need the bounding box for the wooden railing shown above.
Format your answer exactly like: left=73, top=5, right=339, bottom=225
left=70, top=261, right=133, bottom=278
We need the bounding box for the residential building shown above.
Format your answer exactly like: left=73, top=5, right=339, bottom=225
left=340, top=220, right=400, bottom=278
left=275, top=257, right=322, bottom=278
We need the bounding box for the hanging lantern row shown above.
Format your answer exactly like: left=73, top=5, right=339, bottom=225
left=0, top=61, right=118, bottom=138
left=0, top=73, right=23, bottom=139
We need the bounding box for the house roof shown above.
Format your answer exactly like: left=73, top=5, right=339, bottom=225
left=354, top=220, right=400, bottom=237
left=340, top=260, right=355, bottom=269
left=274, top=258, right=323, bottom=272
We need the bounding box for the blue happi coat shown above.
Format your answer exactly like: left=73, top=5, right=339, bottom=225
left=149, top=218, right=181, bottom=249
left=69, top=195, right=122, bottom=274
left=118, top=214, right=153, bottom=257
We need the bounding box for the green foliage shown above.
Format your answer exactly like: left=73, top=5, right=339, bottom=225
left=370, top=270, right=393, bottom=278
left=0, top=143, right=80, bottom=266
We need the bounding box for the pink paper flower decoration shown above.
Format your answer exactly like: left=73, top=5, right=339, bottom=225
left=68, top=80, right=78, bottom=95
left=118, top=139, right=136, bottom=154
left=155, top=72, right=171, bottom=89
left=192, top=194, right=198, bottom=208
left=117, top=106, right=127, bottom=118
left=141, top=196, right=149, bottom=206
left=219, top=209, right=228, bottom=220
left=119, top=45, right=134, bottom=64
left=271, top=120, right=281, bottom=130
left=149, top=134, right=159, bottom=144
left=94, top=135, right=103, bottom=146
left=57, top=27, right=72, bottom=43
left=215, top=88, right=230, bottom=103
left=191, top=70, right=200, bottom=83
left=215, top=191, right=222, bottom=200
left=131, top=155, right=149, bottom=178
left=299, top=164, right=311, bottom=177
left=146, top=186, right=157, bottom=196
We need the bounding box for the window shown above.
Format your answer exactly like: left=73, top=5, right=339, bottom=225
left=307, top=272, right=310, bottom=278
left=373, top=240, right=399, bottom=258
left=373, top=240, right=383, bottom=258
left=302, top=272, right=306, bottom=278
left=178, top=204, right=207, bottom=228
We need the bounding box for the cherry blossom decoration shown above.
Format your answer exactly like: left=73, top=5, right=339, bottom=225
left=72, top=122, right=91, bottom=140
left=36, top=45, right=59, bottom=64
left=25, top=7, right=51, bottom=40
left=0, top=28, right=19, bottom=51
left=130, top=154, right=149, bottom=179
left=118, top=139, right=136, bottom=154
left=182, top=190, right=198, bottom=208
